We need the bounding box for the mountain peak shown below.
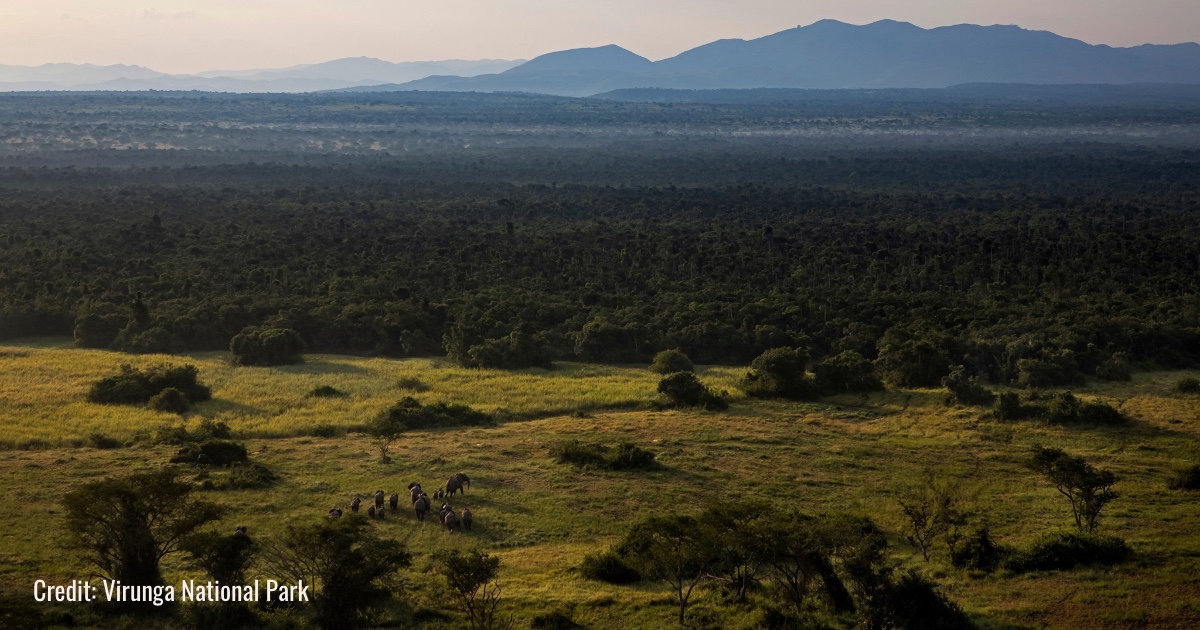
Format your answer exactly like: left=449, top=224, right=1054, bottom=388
left=509, top=44, right=652, bottom=74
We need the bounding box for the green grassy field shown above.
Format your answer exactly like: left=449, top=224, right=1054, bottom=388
left=1, top=339, right=1199, bottom=628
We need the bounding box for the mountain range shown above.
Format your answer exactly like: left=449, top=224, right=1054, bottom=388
left=0, top=58, right=523, bottom=92
left=3, top=20, right=1198, bottom=95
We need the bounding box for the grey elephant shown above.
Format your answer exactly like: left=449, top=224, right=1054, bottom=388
left=350, top=496, right=361, bottom=512
left=446, top=472, right=471, bottom=496
left=414, top=494, right=431, bottom=522
left=389, top=494, right=399, bottom=510
left=374, top=490, right=385, bottom=510
left=442, top=506, right=460, bottom=533
left=461, top=508, right=473, bottom=531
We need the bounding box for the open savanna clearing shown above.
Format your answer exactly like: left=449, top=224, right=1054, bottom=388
left=1, top=340, right=1199, bottom=628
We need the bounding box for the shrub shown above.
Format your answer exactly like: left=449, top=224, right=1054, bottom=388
left=950, top=527, right=1011, bottom=573
left=378, top=396, right=494, bottom=432
left=462, top=330, right=555, bottom=369
left=1095, top=356, right=1132, bottom=381
left=1004, top=532, right=1130, bottom=573
left=87, top=363, right=210, bottom=407
left=395, top=377, right=429, bottom=392
left=649, top=349, right=694, bottom=374
left=658, top=372, right=728, bottom=410
left=883, top=569, right=977, bottom=630
left=88, top=433, right=122, bottom=449
left=230, top=326, right=305, bottom=366
left=307, top=385, right=348, bottom=398
left=874, top=337, right=951, bottom=388
left=1045, top=393, right=1126, bottom=426
left=942, top=366, right=995, bottom=406
left=309, top=423, right=343, bottom=438
left=143, top=364, right=212, bottom=403
left=1175, top=377, right=1200, bottom=394
left=207, top=463, right=278, bottom=490
left=149, top=387, right=191, bottom=415
left=813, top=350, right=884, bottom=395
left=1167, top=464, right=1200, bottom=490
left=170, top=440, right=249, bottom=466
left=742, top=347, right=813, bottom=399
left=87, top=365, right=151, bottom=405
left=990, top=392, right=1039, bottom=421
left=531, top=609, right=583, bottom=630
left=551, top=440, right=660, bottom=471
left=579, top=550, right=641, bottom=584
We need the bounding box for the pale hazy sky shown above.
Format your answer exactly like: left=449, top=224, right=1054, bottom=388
left=2, top=1, right=1198, bottom=74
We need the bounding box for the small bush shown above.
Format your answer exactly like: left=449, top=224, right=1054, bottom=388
left=309, top=423, right=343, bottom=438
left=395, top=377, right=429, bottom=392
left=1095, top=357, right=1132, bottom=381
left=193, top=418, right=233, bottom=440
left=207, top=463, right=278, bottom=490
left=579, top=550, right=641, bottom=584
left=1046, top=393, right=1126, bottom=426
left=87, top=363, right=210, bottom=407
left=1175, top=377, right=1200, bottom=394
left=884, top=569, right=977, bottom=630
left=149, top=387, right=191, bottom=415
left=307, top=385, right=348, bottom=398
left=649, top=349, right=694, bottom=374
left=170, top=440, right=249, bottom=466
left=530, top=609, right=583, bottom=630
left=551, top=440, right=660, bottom=471
left=950, top=527, right=1011, bottom=573
left=378, top=396, right=494, bottom=432
left=658, top=372, right=728, bottom=411
left=1167, top=464, right=1200, bottom=490
left=942, top=366, right=995, bottom=406
left=742, top=346, right=814, bottom=399
left=88, top=433, right=121, bottom=449
left=1004, top=532, right=1130, bottom=573
left=990, top=392, right=1039, bottom=421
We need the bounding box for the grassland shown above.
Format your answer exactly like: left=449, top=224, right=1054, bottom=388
left=1, top=339, right=1199, bottom=628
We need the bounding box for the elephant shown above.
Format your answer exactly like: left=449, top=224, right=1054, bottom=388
left=368, top=505, right=377, bottom=518
left=234, top=526, right=248, bottom=536
left=409, top=485, right=424, bottom=504
left=446, top=472, right=470, bottom=496
left=328, top=508, right=343, bottom=518
left=414, top=494, right=431, bottom=522
left=350, top=496, right=361, bottom=512
left=389, top=494, right=399, bottom=510
left=374, top=490, right=385, bottom=510
left=461, top=508, right=472, bottom=531
left=442, top=507, right=459, bottom=533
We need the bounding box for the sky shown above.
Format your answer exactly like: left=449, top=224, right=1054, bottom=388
left=1, top=0, right=1198, bottom=74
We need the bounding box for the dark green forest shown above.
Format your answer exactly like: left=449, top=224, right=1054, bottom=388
left=2, top=89, right=1199, bottom=387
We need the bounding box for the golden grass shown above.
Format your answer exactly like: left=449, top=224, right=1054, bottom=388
left=1, top=340, right=1199, bottom=628
left=0, top=338, right=744, bottom=447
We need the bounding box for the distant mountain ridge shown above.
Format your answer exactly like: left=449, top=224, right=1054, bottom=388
left=374, top=20, right=1200, bottom=96
left=4, top=20, right=1199, bottom=95
left=0, top=58, right=523, bottom=92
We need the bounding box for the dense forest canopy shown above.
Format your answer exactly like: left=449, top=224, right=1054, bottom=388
left=1, top=88, right=1198, bottom=384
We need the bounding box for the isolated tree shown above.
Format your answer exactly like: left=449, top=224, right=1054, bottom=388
left=649, top=349, right=694, bottom=374
left=435, top=549, right=513, bottom=630
left=742, top=346, right=812, bottom=399
left=617, top=514, right=716, bottom=625
left=63, top=468, right=224, bottom=604
left=263, top=516, right=410, bottom=630
left=366, top=411, right=407, bottom=463
left=1028, top=446, right=1119, bottom=532
left=657, top=372, right=727, bottom=410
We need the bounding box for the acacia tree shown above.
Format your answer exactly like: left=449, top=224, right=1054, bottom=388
left=1028, top=445, right=1119, bottom=532
left=63, top=468, right=224, bottom=601
left=617, top=514, right=716, bottom=625
left=366, top=411, right=408, bottom=463
left=435, top=549, right=513, bottom=630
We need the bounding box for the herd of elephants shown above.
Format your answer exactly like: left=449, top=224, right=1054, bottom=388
left=326, top=472, right=473, bottom=533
